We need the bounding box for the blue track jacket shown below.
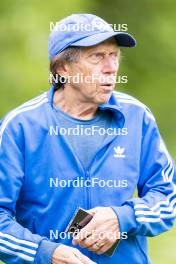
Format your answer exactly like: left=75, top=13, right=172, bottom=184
left=0, top=86, right=175, bottom=264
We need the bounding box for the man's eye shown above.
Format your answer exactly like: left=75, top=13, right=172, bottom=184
left=111, top=53, right=118, bottom=60
left=90, top=54, right=103, bottom=61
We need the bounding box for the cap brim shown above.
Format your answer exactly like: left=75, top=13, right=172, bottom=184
left=71, top=31, right=136, bottom=48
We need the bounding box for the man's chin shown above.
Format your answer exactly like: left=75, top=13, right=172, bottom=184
left=96, top=92, right=112, bottom=105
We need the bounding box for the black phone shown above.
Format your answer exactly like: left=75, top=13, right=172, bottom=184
left=65, top=207, right=120, bottom=256
left=65, top=207, right=93, bottom=235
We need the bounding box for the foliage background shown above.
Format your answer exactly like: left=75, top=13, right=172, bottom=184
left=0, top=0, right=176, bottom=263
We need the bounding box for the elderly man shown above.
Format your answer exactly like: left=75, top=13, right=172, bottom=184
left=0, top=14, right=175, bottom=264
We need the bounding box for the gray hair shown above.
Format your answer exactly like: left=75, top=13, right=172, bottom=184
left=49, top=47, right=82, bottom=89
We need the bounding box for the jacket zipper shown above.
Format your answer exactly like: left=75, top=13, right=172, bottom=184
left=84, top=109, right=119, bottom=210
left=85, top=170, right=91, bottom=210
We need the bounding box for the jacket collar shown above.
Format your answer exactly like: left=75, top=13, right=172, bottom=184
left=47, top=86, right=125, bottom=127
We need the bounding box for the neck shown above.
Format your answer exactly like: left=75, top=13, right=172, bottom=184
left=53, top=86, right=98, bottom=120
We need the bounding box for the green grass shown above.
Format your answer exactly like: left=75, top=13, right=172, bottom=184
left=149, top=226, right=176, bottom=263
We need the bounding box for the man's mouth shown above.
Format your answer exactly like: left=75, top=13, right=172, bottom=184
left=100, top=83, right=114, bottom=91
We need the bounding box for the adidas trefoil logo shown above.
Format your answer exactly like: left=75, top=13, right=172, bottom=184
left=113, top=146, right=126, bottom=158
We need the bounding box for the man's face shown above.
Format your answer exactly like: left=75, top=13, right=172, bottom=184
left=63, top=38, right=120, bottom=105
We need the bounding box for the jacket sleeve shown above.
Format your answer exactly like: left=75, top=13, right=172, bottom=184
left=112, top=109, right=176, bottom=237
left=0, top=118, right=59, bottom=264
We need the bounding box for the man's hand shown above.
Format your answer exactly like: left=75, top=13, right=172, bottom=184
left=72, top=207, right=120, bottom=254
left=52, top=244, right=97, bottom=264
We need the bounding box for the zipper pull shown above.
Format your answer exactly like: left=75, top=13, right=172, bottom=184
left=85, top=171, right=89, bottom=179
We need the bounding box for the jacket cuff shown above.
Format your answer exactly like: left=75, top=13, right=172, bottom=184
left=111, top=205, right=138, bottom=235
left=34, top=239, right=61, bottom=264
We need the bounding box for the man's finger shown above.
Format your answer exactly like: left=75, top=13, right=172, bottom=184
left=74, top=249, right=97, bottom=264
left=72, top=220, right=96, bottom=245
left=96, top=242, right=114, bottom=255
left=72, top=230, right=92, bottom=245
left=79, top=232, right=99, bottom=248
left=87, top=207, right=98, bottom=215
left=71, top=254, right=85, bottom=264
left=87, top=239, right=108, bottom=252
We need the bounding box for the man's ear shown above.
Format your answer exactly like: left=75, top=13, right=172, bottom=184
left=55, top=62, right=70, bottom=79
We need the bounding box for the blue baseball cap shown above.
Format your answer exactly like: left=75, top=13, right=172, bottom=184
left=48, top=14, right=136, bottom=60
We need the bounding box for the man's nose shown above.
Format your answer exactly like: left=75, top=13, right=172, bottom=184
left=102, top=57, right=118, bottom=74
